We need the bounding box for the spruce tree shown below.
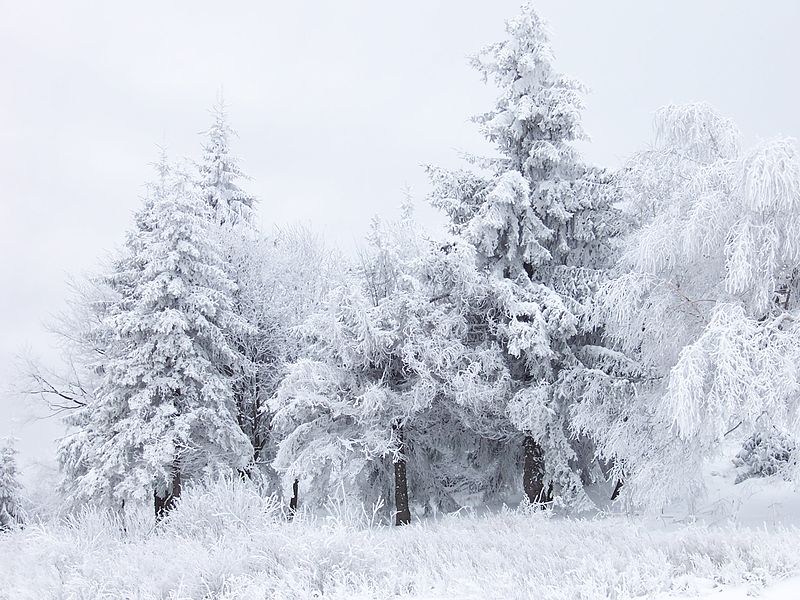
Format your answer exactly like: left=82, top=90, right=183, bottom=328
left=61, top=160, right=252, bottom=515
left=196, top=101, right=316, bottom=491
left=198, top=98, right=257, bottom=226
left=427, top=2, right=622, bottom=507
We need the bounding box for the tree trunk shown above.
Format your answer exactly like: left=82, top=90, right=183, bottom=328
left=288, top=478, right=299, bottom=519
left=610, top=479, right=623, bottom=501
left=393, top=423, right=411, bottom=526
left=121, top=499, right=127, bottom=535
left=523, top=435, right=552, bottom=506
left=154, top=470, right=182, bottom=521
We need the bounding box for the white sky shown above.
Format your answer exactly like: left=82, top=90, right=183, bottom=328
left=2, top=0, right=799, bottom=485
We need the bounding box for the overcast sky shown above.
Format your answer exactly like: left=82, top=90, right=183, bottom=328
left=2, top=0, right=799, bottom=484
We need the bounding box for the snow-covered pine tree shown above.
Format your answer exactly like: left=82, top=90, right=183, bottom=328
left=272, top=204, right=548, bottom=520
left=196, top=100, right=262, bottom=480
left=195, top=102, right=338, bottom=492
left=57, top=150, right=173, bottom=507
left=61, top=160, right=252, bottom=517
left=271, top=210, right=430, bottom=524
left=427, top=2, right=622, bottom=508
left=586, top=103, right=800, bottom=509
left=0, top=439, right=23, bottom=530
left=198, top=97, right=257, bottom=226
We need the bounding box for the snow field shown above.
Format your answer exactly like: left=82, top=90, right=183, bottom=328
left=2, top=477, right=799, bottom=600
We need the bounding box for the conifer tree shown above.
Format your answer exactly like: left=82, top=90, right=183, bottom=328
left=195, top=102, right=336, bottom=490
left=60, top=160, right=252, bottom=516
left=271, top=211, right=428, bottom=524
left=196, top=100, right=264, bottom=481
left=0, top=439, right=23, bottom=530
left=198, top=97, right=257, bottom=226
left=427, top=2, right=622, bottom=507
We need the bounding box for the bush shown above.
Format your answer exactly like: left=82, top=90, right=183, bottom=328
left=733, top=430, right=796, bottom=484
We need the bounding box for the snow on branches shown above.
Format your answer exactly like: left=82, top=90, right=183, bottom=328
left=590, top=103, right=800, bottom=509
left=426, top=1, right=622, bottom=509
left=60, top=160, right=252, bottom=510
left=0, top=440, right=23, bottom=530
left=198, top=97, right=257, bottom=226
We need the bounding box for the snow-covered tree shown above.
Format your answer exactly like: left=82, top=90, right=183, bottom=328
left=0, top=439, right=23, bottom=530
left=218, top=223, right=341, bottom=491
left=585, top=103, right=800, bottom=509
left=427, top=2, right=622, bottom=508
left=196, top=99, right=343, bottom=489
left=54, top=151, right=173, bottom=505
left=193, top=100, right=314, bottom=491
left=198, top=97, right=257, bottom=226
left=60, top=160, right=252, bottom=516
left=272, top=203, right=564, bottom=520
left=271, top=210, right=431, bottom=524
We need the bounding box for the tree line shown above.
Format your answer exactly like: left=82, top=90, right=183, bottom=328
left=23, top=2, right=800, bottom=524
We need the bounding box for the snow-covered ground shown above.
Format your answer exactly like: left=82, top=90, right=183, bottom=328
left=690, top=578, right=800, bottom=600
left=2, top=472, right=800, bottom=600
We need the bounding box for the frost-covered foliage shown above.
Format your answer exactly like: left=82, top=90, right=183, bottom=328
left=198, top=97, right=257, bottom=226
left=426, top=2, right=622, bottom=507
left=196, top=100, right=340, bottom=492
left=58, top=160, right=252, bottom=509
left=271, top=209, right=526, bottom=517
left=220, top=223, right=341, bottom=491
left=1, top=476, right=799, bottom=599
left=22, top=145, right=166, bottom=417
left=271, top=210, right=433, bottom=514
left=733, top=430, right=796, bottom=484
left=0, top=439, right=23, bottom=530
left=587, top=102, right=800, bottom=509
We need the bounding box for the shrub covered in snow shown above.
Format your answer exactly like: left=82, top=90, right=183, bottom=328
left=733, top=431, right=796, bottom=484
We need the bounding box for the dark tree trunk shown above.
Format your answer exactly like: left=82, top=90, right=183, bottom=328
left=154, top=470, right=182, bottom=521
left=120, top=499, right=127, bottom=535
left=251, top=395, right=264, bottom=472
left=523, top=435, right=552, bottom=506
left=393, top=423, right=411, bottom=526
left=288, top=478, right=299, bottom=519
left=242, top=427, right=264, bottom=482
left=610, top=479, right=623, bottom=501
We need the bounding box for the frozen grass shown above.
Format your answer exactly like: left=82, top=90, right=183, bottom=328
left=1, top=478, right=800, bottom=599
